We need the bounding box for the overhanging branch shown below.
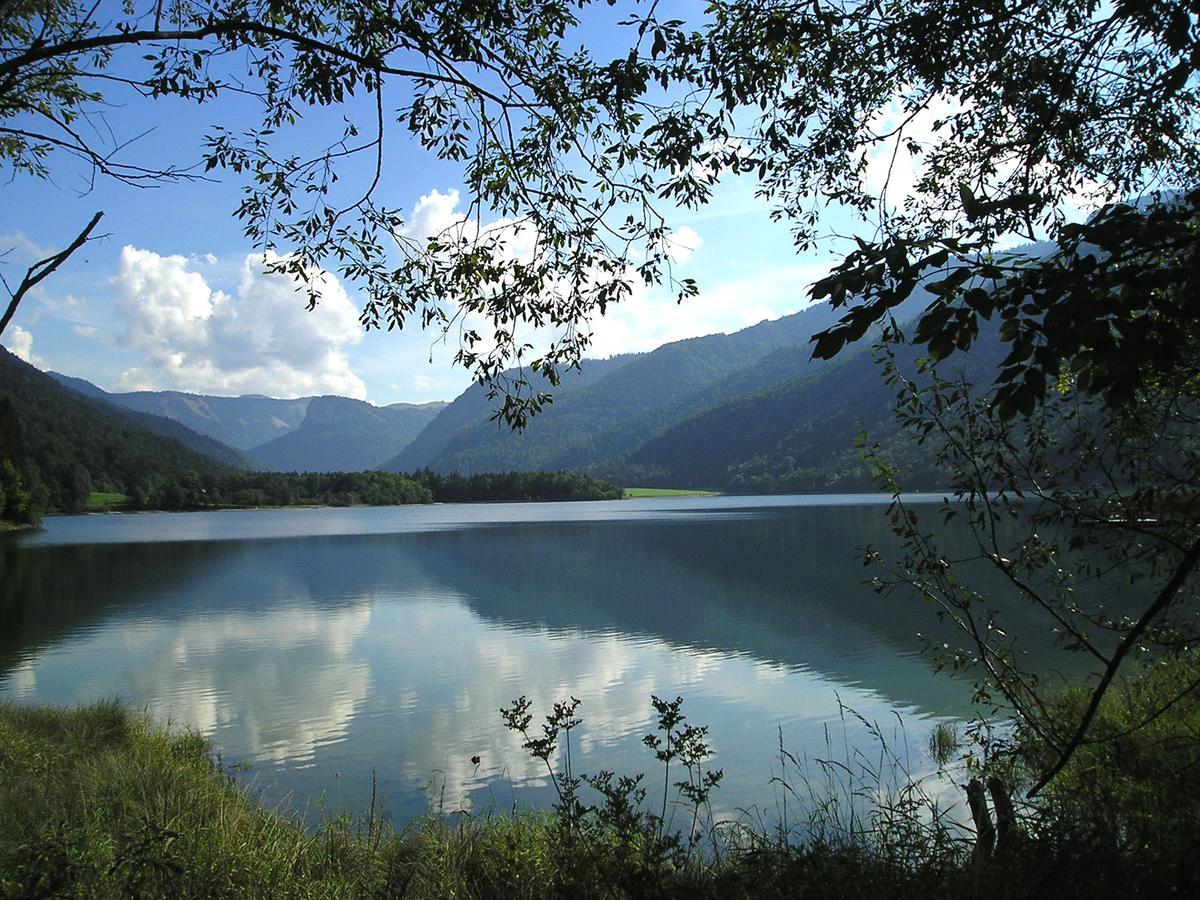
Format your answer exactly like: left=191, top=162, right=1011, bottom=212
left=0, top=210, right=104, bottom=339
left=1026, top=532, right=1200, bottom=797
left=0, top=20, right=515, bottom=108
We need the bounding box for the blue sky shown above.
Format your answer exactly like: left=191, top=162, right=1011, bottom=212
left=0, top=8, right=853, bottom=407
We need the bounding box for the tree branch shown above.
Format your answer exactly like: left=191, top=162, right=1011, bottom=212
left=1026, top=532, right=1200, bottom=797
left=0, top=211, right=103, bottom=339
left=0, top=20, right=514, bottom=107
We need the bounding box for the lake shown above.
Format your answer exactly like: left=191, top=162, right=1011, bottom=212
left=0, top=494, right=1069, bottom=829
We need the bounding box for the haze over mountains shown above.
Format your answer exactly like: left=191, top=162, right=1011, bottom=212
left=9, top=281, right=985, bottom=491
left=45, top=374, right=446, bottom=473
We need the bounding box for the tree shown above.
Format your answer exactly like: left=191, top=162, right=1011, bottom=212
left=4, top=1, right=1197, bottom=413
left=0, top=395, right=38, bottom=525
left=859, top=336, right=1200, bottom=795
left=640, top=0, right=1200, bottom=413
left=634, top=0, right=1199, bottom=792
left=1, top=0, right=696, bottom=423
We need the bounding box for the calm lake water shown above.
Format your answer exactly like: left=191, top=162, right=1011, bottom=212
left=0, top=494, right=1073, bottom=828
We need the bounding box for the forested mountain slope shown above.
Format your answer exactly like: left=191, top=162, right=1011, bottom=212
left=47, top=374, right=312, bottom=451
left=1, top=349, right=239, bottom=511
left=614, top=325, right=1010, bottom=492
left=392, top=284, right=942, bottom=480
left=392, top=303, right=855, bottom=475
left=250, top=396, right=446, bottom=472
left=382, top=353, right=637, bottom=472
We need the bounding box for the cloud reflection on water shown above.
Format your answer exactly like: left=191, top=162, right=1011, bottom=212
left=1, top=501, right=1016, bottom=823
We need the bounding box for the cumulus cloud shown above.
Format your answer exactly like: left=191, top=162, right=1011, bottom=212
left=665, top=225, right=703, bottom=263
left=113, top=246, right=366, bottom=399
left=403, top=188, right=467, bottom=240
left=586, top=260, right=831, bottom=358
left=72, top=324, right=100, bottom=339
left=400, top=188, right=714, bottom=362
left=403, top=188, right=537, bottom=264
left=862, top=93, right=963, bottom=211
left=2, top=325, right=46, bottom=368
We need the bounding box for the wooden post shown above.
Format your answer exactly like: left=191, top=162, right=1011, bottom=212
left=988, top=776, right=1016, bottom=857
left=967, top=778, right=995, bottom=859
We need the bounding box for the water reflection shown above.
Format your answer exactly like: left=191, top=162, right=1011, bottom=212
left=0, top=500, right=1083, bottom=824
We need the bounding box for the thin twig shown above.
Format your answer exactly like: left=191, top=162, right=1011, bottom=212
left=1, top=210, right=104, bottom=339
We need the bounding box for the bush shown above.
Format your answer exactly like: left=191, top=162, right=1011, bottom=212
left=1015, top=653, right=1200, bottom=893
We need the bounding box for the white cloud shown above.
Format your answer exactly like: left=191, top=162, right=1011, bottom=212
left=862, top=94, right=962, bottom=210
left=665, top=225, right=703, bottom=263
left=0, top=231, right=52, bottom=261
left=2, top=325, right=46, bottom=368
left=404, top=188, right=466, bottom=240
left=72, top=324, right=100, bottom=339
left=586, top=260, right=831, bottom=358
left=404, top=188, right=537, bottom=264
left=401, top=188, right=716, bottom=364
left=393, top=187, right=822, bottom=365
left=113, top=246, right=367, bottom=399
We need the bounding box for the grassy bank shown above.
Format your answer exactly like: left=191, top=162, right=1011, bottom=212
left=3, top=659, right=1198, bottom=897
left=623, top=487, right=721, bottom=498
left=85, top=492, right=131, bottom=511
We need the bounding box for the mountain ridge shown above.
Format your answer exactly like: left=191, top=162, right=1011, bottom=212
left=46, top=374, right=313, bottom=451
left=249, top=395, right=446, bottom=472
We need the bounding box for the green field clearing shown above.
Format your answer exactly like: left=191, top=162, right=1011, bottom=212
left=85, top=492, right=131, bottom=511
left=623, top=487, right=720, bottom=498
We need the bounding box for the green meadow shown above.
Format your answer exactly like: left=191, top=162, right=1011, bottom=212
left=623, top=487, right=721, bottom=498
left=84, top=492, right=131, bottom=512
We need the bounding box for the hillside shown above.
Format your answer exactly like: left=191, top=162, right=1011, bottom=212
left=48, top=375, right=450, bottom=473
left=250, top=396, right=446, bottom=472
left=615, top=325, right=1011, bottom=492
left=388, top=303, right=853, bottom=475
left=387, top=288, right=940, bottom=480
left=382, top=354, right=637, bottom=472
left=47, top=374, right=312, bottom=451
left=0, top=349, right=239, bottom=512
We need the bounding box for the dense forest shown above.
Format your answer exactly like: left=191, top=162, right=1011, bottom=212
left=119, top=469, right=622, bottom=511
left=0, top=349, right=236, bottom=522
left=0, top=348, right=622, bottom=522
left=128, top=469, right=432, bottom=510
left=407, top=469, right=625, bottom=502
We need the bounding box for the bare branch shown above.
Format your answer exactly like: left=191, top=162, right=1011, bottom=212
left=0, top=210, right=104, bottom=339
left=1027, top=534, right=1200, bottom=797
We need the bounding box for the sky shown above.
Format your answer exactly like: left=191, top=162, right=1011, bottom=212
left=0, top=6, right=865, bottom=407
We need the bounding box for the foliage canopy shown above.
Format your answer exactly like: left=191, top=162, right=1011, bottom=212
left=1, top=0, right=699, bottom=423
left=4, top=1, right=1197, bottom=417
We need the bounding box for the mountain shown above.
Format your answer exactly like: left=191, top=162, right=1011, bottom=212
left=384, top=243, right=1065, bottom=491
left=384, top=288, right=939, bottom=477
left=1, top=348, right=240, bottom=511
left=385, top=305, right=850, bottom=475
left=37, top=365, right=250, bottom=470
left=46, top=374, right=312, bottom=450
left=47, top=374, right=449, bottom=472
left=250, top=396, right=446, bottom=472
left=382, top=354, right=638, bottom=472
left=613, top=323, right=1012, bottom=492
